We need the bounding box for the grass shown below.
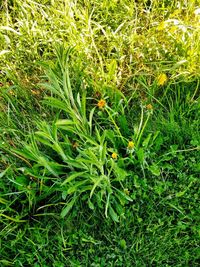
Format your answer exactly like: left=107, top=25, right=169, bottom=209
left=1, top=1, right=200, bottom=86
left=0, top=0, right=200, bottom=266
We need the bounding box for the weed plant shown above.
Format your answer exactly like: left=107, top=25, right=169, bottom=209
left=0, top=0, right=199, bottom=266
left=6, top=47, right=159, bottom=223
left=1, top=46, right=199, bottom=266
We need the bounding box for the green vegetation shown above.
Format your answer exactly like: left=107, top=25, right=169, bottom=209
left=0, top=0, right=199, bottom=266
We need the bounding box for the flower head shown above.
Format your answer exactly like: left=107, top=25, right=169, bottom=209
left=97, top=99, right=106, bottom=109
left=157, top=73, right=168, bottom=86
left=111, top=152, right=118, bottom=159
left=146, top=103, right=153, bottom=110
left=127, top=141, right=135, bottom=150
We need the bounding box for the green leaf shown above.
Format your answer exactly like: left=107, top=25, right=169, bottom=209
left=38, top=157, right=59, bottom=177
left=56, top=119, right=75, bottom=127
left=137, top=147, right=145, bottom=163
left=90, top=176, right=104, bottom=198
left=61, top=171, right=87, bottom=186
left=12, top=147, right=38, bottom=162
left=35, top=135, right=53, bottom=147
left=105, top=130, right=115, bottom=144
left=114, top=166, right=128, bottom=181
left=100, top=142, right=107, bottom=162
left=65, top=159, right=87, bottom=169
left=114, top=201, right=124, bottom=216
left=88, top=199, right=95, bottom=210
left=43, top=97, right=67, bottom=110
left=89, top=107, right=95, bottom=134
left=109, top=205, right=119, bottom=222
left=0, top=197, right=8, bottom=204
left=15, top=176, right=29, bottom=190
left=176, top=191, right=186, bottom=197
left=142, top=133, right=152, bottom=148
left=67, top=180, right=88, bottom=194
left=153, top=131, right=160, bottom=142
left=115, top=189, right=133, bottom=203
left=149, top=164, right=160, bottom=176
left=0, top=214, right=26, bottom=222
left=119, top=239, right=127, bottom=249
left=118, top=115, right=129, bottom=135
left=60, top=198, right=76, bottom=218
left=62, top=191, right=68, bottom=200
left=154, top=134, right=163, bottom=151
left=0, top=166, right=11, bottom=178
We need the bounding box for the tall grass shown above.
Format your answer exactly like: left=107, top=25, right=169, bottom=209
left=0, top=0, right=200, bottom=88
left=0, top=1, right=199, bottom=266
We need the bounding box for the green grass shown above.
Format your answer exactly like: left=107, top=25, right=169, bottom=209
left=1, top=0, right=200, bottom=86
left=0, top=0, right=199, bottom=266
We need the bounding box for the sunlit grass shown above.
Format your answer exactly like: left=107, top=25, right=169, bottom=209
left=0, top=0, right=200, bottom=87
left=0, top=1, right=199, bottom=266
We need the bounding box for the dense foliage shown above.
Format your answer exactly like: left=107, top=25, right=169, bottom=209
left=0, top=1, right=199, bottom=266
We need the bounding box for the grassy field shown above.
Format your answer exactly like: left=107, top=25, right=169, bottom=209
left=0, top=0, right=199, bottom=266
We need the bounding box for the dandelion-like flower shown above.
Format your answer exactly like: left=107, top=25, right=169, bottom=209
left=97, top=99, right=106, bottom=109
left=146, top=103, right=153, bottom=110
left=157, top=73, right=168, bottom=86
left=127, top=141, right=135, bottom=150
left=146, top=103, right=153, bottom=115
left=111, top=152, right=118, bottom=159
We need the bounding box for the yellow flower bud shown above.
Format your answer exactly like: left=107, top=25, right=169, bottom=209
left=157, top=73, right=168, bottom=86
left=146, top=103, right=153, bottom=110
left=127, top=141, right=134, bottom=150
left=111, top=152, right=118, bottom=159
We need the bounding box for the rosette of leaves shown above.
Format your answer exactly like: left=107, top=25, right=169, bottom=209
left=12, top=47, right=133, bottom=222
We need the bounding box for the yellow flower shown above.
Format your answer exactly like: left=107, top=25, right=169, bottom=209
left=111, top=152, right=118, bottom=159
left=8, top=90, right=15, bottom=96
left=157, top=21, right=165, bottom=31
left=127, top=141, right=134, bottom=150
left=97, top=99, right=106, bottom=109
left=146, top=103, right=153, bottom=110
left=157, top=73, right=168, bottom=86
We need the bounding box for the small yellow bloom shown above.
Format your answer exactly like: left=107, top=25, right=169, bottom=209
left=146, top=103, right=153, bottom=110
left=97, top=99, right=106, bottom=109
left=8, top=90, right=15, bottom=96
left=111, top=152, right=118, bottom=159
left=127, top=141, right=134, bottom=150
left=157, top=73, right=168, bottom=86
left=157, top=21, right=165, bottom=31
